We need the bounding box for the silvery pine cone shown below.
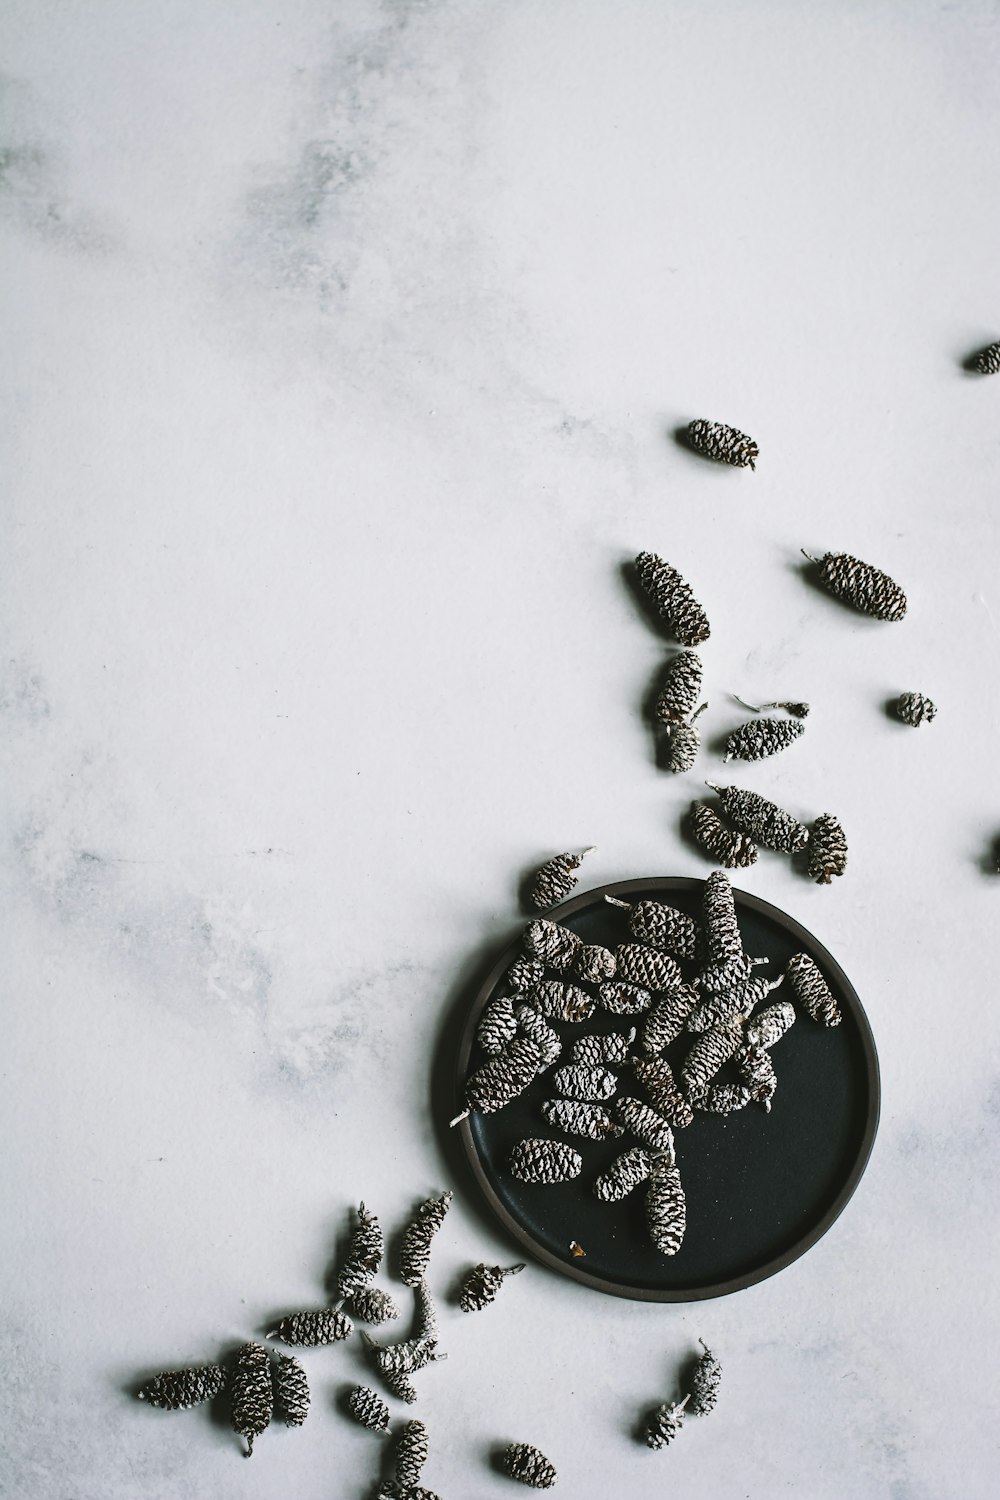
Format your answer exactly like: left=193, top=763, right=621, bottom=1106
left=399, top=1192, right=453, bottom=1287
left=702, top=871, right=743, bottom=967
left=268, top=1308, right=354, bottom=1347
left=687, top=417, right=758, bottom=469
left=634, top=551, right=712, bottom=646
left=701, top=1082, right=751, bottom=1114
left=631, top=1057, right=695, bottom=1128
left=515, top=1005, right=562, bottom=1069
left=646, top=1398, right=688, bottom=1449
left=462, top=1037, right=546, bottom=1116
left=723, top=716, right=804, bottom=763
left=572, top=1029, right=634, bottom=1066
left=231, top=1342, right=272, bottom=1457
left=665, top=703, right=708, bottom=774
left=551, top=1063, right=618, bottom=1102
left=642, top=985, right=699, bottom=1056
left=459, top=1261, right=525, bottom=1312
left=687, top=1339, right=722, bottom=1416
left=737, top=1042, right=778, bottom=1110
left=605, top=896, right=700, bottom=961
left=687, top=971, right=775, bottom=1033
left=528, top=979, right=596, bottom=1023
left=598, top=980, right=652, bottom=1016
left=136, top=1364, right=226, bottom=1410
left=396, top=1419, right=430, bottom=1487
left=785, top=952, right=842, bottom=1026
left=541, top=1097, right=622, bottom=1140
left=974, top=341, right=1000, bottom=374
left=574, top=942, right=617, bottom=984
left=616, top=944, right=681, bottom=992
left=477, top=994, right=519, bottom=1055
left=646, top=1157, right=687, bottom=1256
left=347, top=1383, right=391, bottom=1433
left=594, top=1146, right=654, bottom=1202
left=808, top=814, right=848, bottom=884
left=680, top=1019, right=744, bottom=1102
left=706, top=782, right=810, bottom=853
left=415, top=1280, right=438, bottom=1343
left=363, top=1331, right=443, bottom=1398
left=691, top=801, right=758, bottom=867
left=745, top=1000, right=796, bottom=1050
left=273, top=1353, right=310, bottom=1427
left=696, top=953, right=759, bottom=996
left=523, top=918, right=581, bottom=970
left=506, top=956, right=546, bottom=992
left=528, top=847, right=594, bottom=910
left=337, top=1202, right=384, bottom=1301
left=504, top=1442, right=558, bottom=1488
left=615, top=1096, right=677, bottom=1153
left=808, top=550, right=908, bottom=621
left=509, top=1137, right=583, bottom=1184
left=896, top=691, right=937, bottom=727
left=654, top=650, right=704, bottom=724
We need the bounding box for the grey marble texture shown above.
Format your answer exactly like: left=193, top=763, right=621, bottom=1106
left=2, top=2, right=999, bottom=1495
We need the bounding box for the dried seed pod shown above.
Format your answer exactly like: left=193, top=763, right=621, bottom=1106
left=541, top=1098, right=622, bottom=1140
left=528, top=847, right=595, bottom=910
left=705, top=781, right=810, bottom=853
left=605, top=896, right=700, bottom=960
left=336, top=1202, right=384, bottom=1302
left=346, top=1383, right=391, bottom=1433
left=267, top=1308, right=354, bottom=1347
left=687, top=1339, right=722, bottom=1416
left=598, top=980, right=652, bottom=1016
left=415, top=1280, right=438, bottom=1343
left=808, top=813, right=848, bottom=884
left=551, top=1063, right=618, bottom=1102
left=805, top=550, right=908, bottom=622
left=785, top=952, right=842, bottom=1026
left=642, top=985, right=699, bottom=1056
left=616, top=944, right=682, bottom=992
left=509, top=1137, right=583, bottom=1184
left=136, top=1364, right=226, bottom=1410
left=895, top=691, right=937, bottom=727
left=504, top=1442, right=558, bottom=1488
left=273, top=1353, right=310, bottom=1427
left=634, top=551, right=712, bottom=646
left=594, top=1146, right=654, bottom=1202
left=646, top=1396, right=690, bottom=1449
left=615, top=1096, right=677, bottom=1153
left=399, top=1192, right=453, bottom=1287
left=679, top=1019, right=744, bottom=1103
left=515, top=1005, right=562, bottom=1069
left=477, top=994, right=519, bottom=1055
left=723, top=716, right=804, bottom=763
left=528, top=979, right=596, bottom=1023
left=396, top=1419, right=430, bottom=1487
left=457, top=1037, right=546, bottom=1121
left=687, top=417, right=758, bottom=469
left=702, top=871, right=743, bottom=967
left=572, top=1029, right=635, bottom=1066
left=523, top=918, right=581, bottom=970
left=646, top=1157, right=687, bottom=1256
left=231, top=1342, right=272, bottom=1457
left=974, top=341, right=1000, bottom=374
left=506, top=956, right=546, bottom=992
left=691, top=801, right=759, bottom=867
left=631, top=1057, right=695, bottom=1128
left=664, top=702, right=708, bottom=774
left=745, top=1000, right=796, bottom=1050
left=701, top=1082, right=751, bottom=1114
left=733, top=695, right=810, bottom=718
left=458, top=1262, right=525, bottom=1312
left=737, top=1042, right=777, bottom=1111
left=574, top=942, right=617, bottom=984
left=654, top=650, right=704, bottom=725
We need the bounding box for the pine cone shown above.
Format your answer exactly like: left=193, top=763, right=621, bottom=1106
left=399, top=1192, right=453, bottom=1287
left=686, top=971, right=772, bottom=1033
left=528, top=847, right=594, bottom=910
left=574, top=942, right=617, bottom=984
left=231, top=1342, right=272, bottom=1457
left=664, top=706, right=707, bottom=774
left=506, top=956, right=546, bottom=992
left=515, top=1005, right=562, bottom=1069
left=364, top=1331, right=443, bottom=1391
left=615, top=1096, right=677, bottom=1153
left=528, top=979, right=596, bottom=1023
left=523, top=918, right=581, bottom=970
left=616, top=944, right=681, bottom=991
left=691, top=801, right=759, bottom=867
left=654, top=650, right=704, bottom=724
left=551, top=1063, right=618, bottom=1102
left=701, top=1082, right=751, bottom=1114
left=594, top=1146, right=653, bottom=1202
left=707, top=782, right=809, bottom=853
left=631, top=1057, right=695, bottom=1128
left=679, top=1020, right=744, bottom=1103
left=785, top=952, right=841, bottom=1026
left=686, top=417, right=758, bottom=469
left=701, top=871, right=743, bottom=967
left=696, top=953, right=758, bottom=996
left=464, top=1037, right=546, bottom=1115
left=346, top=1383, right=391, bottom=1433
left=336, top=1202, right=384, bottom=1301
left=541, top=1098, right=622, bottom=1140
left=634, top=552, right=712, bottom=645
left=737, top=1042, right=778, bottom=1110
left=477, top=994, right=519, bottom=1055
left=810, top=550, right=908, bottom=621
left=641, top=985, right=699, bottom=1056
left=606, top=896, right=700, bottom=960
left=415, top=1280, right=438, bottom=1343
left=136, top=1364, right=226, bottom=1410
left=646, top=1398, right=687, bottom=1449
left=458, top=1262, right=525, bottom=1313
left=598, top=980, right=652, bottom=1016
left=895, top=691, right=937, bottom=727
left=509, top=1137, right=583, bottom=1184
left=396, top=1419, right=429, bottom=1488
left=646, top=1158, right=687, bottom=1256
left=974, top=340, right=1000, bottom=374
left=745, top=1000, right=796, bottom=1050
left=273, top=1353, right=310, bottom=1427
left=503, top=1442, right=558, bottom=1488
left=571, top=1029, right=634, bottom=1066
left=808, top=814, right=848, bottom=884
left=687, top=1339, right=722, bottom=1415
left=268, top=1308, right=354, bottom=1347
left=723, top=716, right=804, bottom=763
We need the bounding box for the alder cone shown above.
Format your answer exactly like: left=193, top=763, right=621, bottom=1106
left=974, top=341, right=1000, bottom=374
left=641, top=985, right=698, bottom=1056
left=350, top=1286, right=401, bottom=1325
left=701, top=871, right=743, bottom=967
left=523, top=918, right=581, bottom=970
left=541, top=1097, right=622, bottom=1140
left=458, top=1261, right=524, bottom=1313
left=615, top=1095, right=677, bottom=1153
left=619, top=899, right=700, bottom=960
left=477, top=994, right=518, bottom=1055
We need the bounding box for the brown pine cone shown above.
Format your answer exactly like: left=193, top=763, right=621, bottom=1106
left=808, top=814, right=847, bottom=884
left=528, top=848, right=594, bottom=910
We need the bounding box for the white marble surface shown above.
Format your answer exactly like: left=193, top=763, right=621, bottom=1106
left=2, top=2, right=1000, bottom=1495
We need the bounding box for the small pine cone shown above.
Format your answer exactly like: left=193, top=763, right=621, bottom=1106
left=528, top=979, right=596, bottom=1023
left=616, top=944, right=681, bottom=992
left=464, top=1038, right=546, bottom=1114
left=506, top=956, right=546, bottom=992
left=541, top=1098, right=622, bottom=1140
left=723, top=716, right=804, bottom=763
left=687, top=417, right=758, bottom=469
left=269, top=1308, right=354, bottom=1347
left=607, top=897, right=700, bottom=960
left=646, top=1398, right=687, bottom=1449
left=974, top=341, right=1000, bottom=374
left=415, top=1280, right=438, bottom=1343
left=273, top=1353, right=310, bottom=1428
left=654, top=650, right=704, bottom=725
left=399, top=1192, right=453, bottom=1287
left=688, top=1339, right=722, bottom=1416
left=365, top=1332, right=441, bottom=1379
left=702, top=871, right=743, bottom=967
left=523, top=918, right=581, bottom=970
left=551, top=1063, right=618, bottom=1102
left=664, top=709, right=706, bottom=774
left=631, top=1057, right=695, bottom=1128
left=137, top=1364, right=226, bottom=1411
left=687, top=970, right=771, bottom=1032
left=528, top=847, right=594, bottom=910
left=808, top=813, right=848, bottom=884
left=504, top=1442, right=558, bottom=1489
left=701, top=1082, right=751, bottom=1114
left=785, top=952, right=842, bottom=1026
left=381, top=1489, right=442, bottom=1500
left=680, top=1020, right=744, bottom=1103
left=396, top=1419, right=430, bottom=1488
left=337, top=1202, right=385, bottom=1301
left=509, top=1137, right=583, bottom=1184
left=515, top=1005, right=562, bottom=1069
left=594, top=1146, right=653, bottom=1202
left=642, top=985, right=699, bottom=1056
left=691, top=801, right=758, bottom=867
left=615, top=1096, right=677, bottom=1153
left=810, top=550, right=908, bottom=621
left=572, top=1030, right=634, bottom=1066
left=745, top=1000, right=796, bottom=1050
left=477, top=994, right=519, bottom=1055
left=634, top=551, right=712, bottom=646
left=458, top=1261, right=525, bottom=1313
left=646, top=1158, right=687, bottom=1256
left=231, top=1342, right=273, bottom=1457
left=737, top=1043, right=777, bottom=1111
left=574, top=942, right=617, bottom=984
left=598, top=981, right=652, bottom=1016
left=696, top=953, right=756, bottom=996
left=708, top=783, right=809, bottom=853
left=896, top=691, right=937, bottom=727
left=347, top=1383, right=391, bottom=1433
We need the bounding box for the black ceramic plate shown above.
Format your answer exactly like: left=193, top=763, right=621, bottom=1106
left=455, top=878, right=879, bottom=1302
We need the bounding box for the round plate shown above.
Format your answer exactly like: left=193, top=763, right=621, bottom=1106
left=454, top=878, right=879, bottom=1301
